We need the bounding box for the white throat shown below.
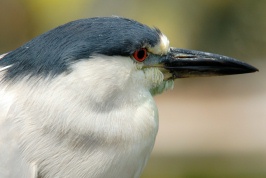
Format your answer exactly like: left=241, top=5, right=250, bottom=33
left=3, top=55, right=161, bottom=177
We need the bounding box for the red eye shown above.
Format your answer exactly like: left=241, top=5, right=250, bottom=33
left=133, top=48, right=148, bottom=62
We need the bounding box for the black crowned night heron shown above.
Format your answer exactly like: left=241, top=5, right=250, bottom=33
left=0, top=17, right=258, bottom=178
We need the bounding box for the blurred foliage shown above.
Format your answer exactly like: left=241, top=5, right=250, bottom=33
left=142, top=154, right=266, bottom=178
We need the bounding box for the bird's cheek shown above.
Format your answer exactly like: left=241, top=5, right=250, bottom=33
left=149, top=80, right=174, bottom=96
left=143, top=68, right=164, bottom=89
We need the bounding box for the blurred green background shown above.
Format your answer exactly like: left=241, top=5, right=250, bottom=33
left=0, top=0, right=265, bottom=178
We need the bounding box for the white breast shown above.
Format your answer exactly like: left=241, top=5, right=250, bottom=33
left=1, top=56, right=159, bottom=178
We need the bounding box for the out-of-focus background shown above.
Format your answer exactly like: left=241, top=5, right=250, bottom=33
left=0, top=0, right=265, bottom=177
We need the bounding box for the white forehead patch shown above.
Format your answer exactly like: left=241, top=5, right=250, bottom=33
left=149, top=33, right=169, bottom=55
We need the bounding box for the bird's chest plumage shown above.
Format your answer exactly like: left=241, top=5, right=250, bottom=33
left=3, top=57, right=161, bottom=178
left=81, top=97, right=159, bottom=178
left=13, top=81, right=159, bottom=178
left=72, top=93, right=159, bottom=178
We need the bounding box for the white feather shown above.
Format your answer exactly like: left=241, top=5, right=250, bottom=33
left=0, top=53, right=8, bottom=59
left=0, top=53, right=12, bottom=72
left=0, top=56, right=166, bottom=178
left=148, top=33, right=170, bottom=55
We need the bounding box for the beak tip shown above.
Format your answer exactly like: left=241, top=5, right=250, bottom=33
left=253, top=67, right=259, bottom=72
left=241, top=63, right=259, bottom=74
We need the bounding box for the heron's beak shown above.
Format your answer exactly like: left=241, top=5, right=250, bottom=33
left=161, top=48, right=258, bottom=79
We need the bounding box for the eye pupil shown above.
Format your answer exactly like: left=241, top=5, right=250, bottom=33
left=133, top=48, right=147, bottom=62
left=137, top=50, right=145, bottom=59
